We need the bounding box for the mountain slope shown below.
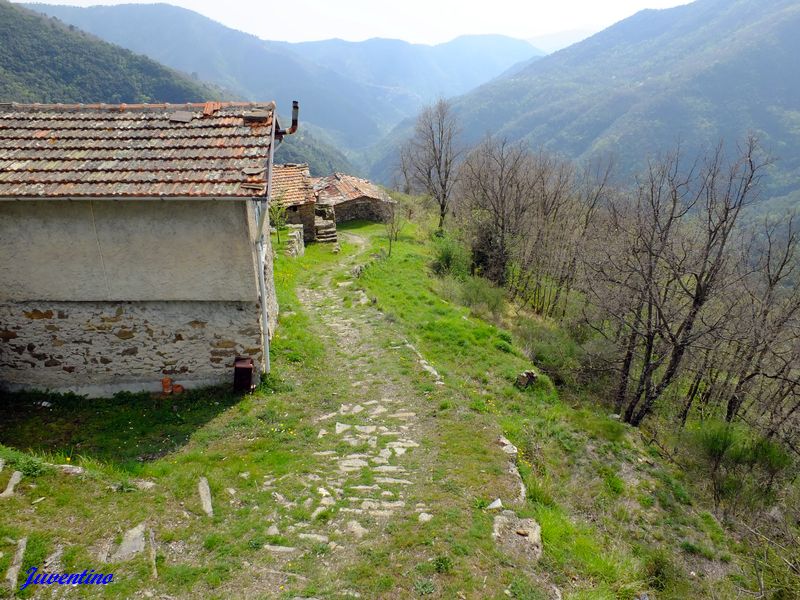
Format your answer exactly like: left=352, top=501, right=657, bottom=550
left=22, top=3, right=540, bottom=152
left=0, top=0, right=217, bottom=103
left=451, top=0, right=800, bottom=200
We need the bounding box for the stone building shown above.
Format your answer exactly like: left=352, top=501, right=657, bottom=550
left=0, top=101, right=290, bottom=397
left=272, top=163, right=316, bottom=242
left=314, top=173, right=394, bottom=224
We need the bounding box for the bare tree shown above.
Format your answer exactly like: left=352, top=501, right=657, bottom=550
left=400, top=99, right=461, bottom=231
left=583, top=138, right=768, bottom=426
left=456, top=137, right=538, bottom=284
left=383, top=201, right=406, bottom=257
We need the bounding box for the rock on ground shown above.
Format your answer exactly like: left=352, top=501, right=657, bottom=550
left=111, top=522, right=146, bottom=561
left=347, top=520, right=367, bottom=539
left=5, top=537, right=27, bottom=590
left=198, top=477, right=213, bottom=517
left=492, top=510, right=542, bottom=562
left=0, top=471, right=22, bottom=498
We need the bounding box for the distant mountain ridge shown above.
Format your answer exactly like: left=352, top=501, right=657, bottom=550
left=22, top=2, right=541, bottom=153
left=0, top=1, right=352, bottom=177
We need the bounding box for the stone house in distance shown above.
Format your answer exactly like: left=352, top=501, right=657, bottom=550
left=314, top=173, right=394, bottom=224
left=0, top=101, right=295, bottom=397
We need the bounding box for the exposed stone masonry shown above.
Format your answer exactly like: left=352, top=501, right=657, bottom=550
left=0, top=300, right=263, bottom=396
left=331, top=198, right=391, bottom=224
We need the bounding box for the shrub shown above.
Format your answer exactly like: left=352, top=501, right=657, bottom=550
left=0, top=447, right=50, bottom=477
left=516, top=318, right=582, bottom=387
left=691, top=421, right=793, bottom=515
left=431, top=236, right=470, bottom=279
left=750, top=437, right=792, bottom=488
left=460, top=276, right=504, bottom=318
left=604, top=472, right=625, bottom=496
left=432, top=554, right=453, bottom=573
left=644, top=549, right=681, bottom=591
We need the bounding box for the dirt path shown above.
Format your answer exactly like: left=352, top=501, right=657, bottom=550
left=248, top=232, right=449, bottom=592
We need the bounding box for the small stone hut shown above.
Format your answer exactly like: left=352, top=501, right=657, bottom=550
left=0, top=101, right=287, bottom=397
left=313, top=173, right=394, bottom=223
left=272, top=163, right=316, bottom=242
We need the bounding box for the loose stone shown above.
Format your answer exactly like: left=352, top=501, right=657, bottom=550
left=298, top=533, right=329, bottom=543
left=198, top=478, right=214, bottom=516
left=5, top=537, right=27, bottom=591
left=339, top=458, right=369, bottom=472
left=264, top=545, right=297, bottom=553
left=347, top=521, right=368, bottom=539
left=111, top=522, right=146, bottom=561
left=0, top=471, right=22, bottom=498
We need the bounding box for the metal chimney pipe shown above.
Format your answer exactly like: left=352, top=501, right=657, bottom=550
left=276, top=101, right=299, bottom=138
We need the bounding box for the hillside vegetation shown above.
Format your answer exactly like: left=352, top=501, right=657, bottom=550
left=0, top=0, right=218, bottom=104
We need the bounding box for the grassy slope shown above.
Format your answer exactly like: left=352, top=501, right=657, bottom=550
left=0, top=222, right=751, bottom=599
left=352, top=222, right=739, bottom=598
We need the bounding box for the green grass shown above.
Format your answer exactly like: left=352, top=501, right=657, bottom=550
left=0, top=220, right=754, bottom=599
left=0, top=387, right=241, bottom=471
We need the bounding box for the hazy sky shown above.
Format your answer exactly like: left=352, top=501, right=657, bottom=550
left=30, top=0, right=692, bottom=44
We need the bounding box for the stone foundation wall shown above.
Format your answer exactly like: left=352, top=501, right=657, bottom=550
left=286, top=203, right=316, bottom=242
left=0, top=301, right=263, bottom=397
left=260, top=240, right=279, bottom=342
left=333, top=197, right=392, bottom=223
left=284, top=225, right=305, bottom=258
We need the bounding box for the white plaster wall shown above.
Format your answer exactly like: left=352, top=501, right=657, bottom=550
left=0, top=200, right=260, bottom=302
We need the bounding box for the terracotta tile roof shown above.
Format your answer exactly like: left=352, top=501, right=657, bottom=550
left=313, top=172, right=392, bottom=205
left=272, top=163, right=315, bottom=207
left=0, top=102, right=278, bottom=198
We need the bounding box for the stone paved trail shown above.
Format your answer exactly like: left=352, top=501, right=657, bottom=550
left=254, top=233, right=443, bottom=567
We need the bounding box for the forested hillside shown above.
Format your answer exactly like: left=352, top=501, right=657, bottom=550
left=0, top=0, right=217, bottom=103
left=373, top=0, right=800, bottom=214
